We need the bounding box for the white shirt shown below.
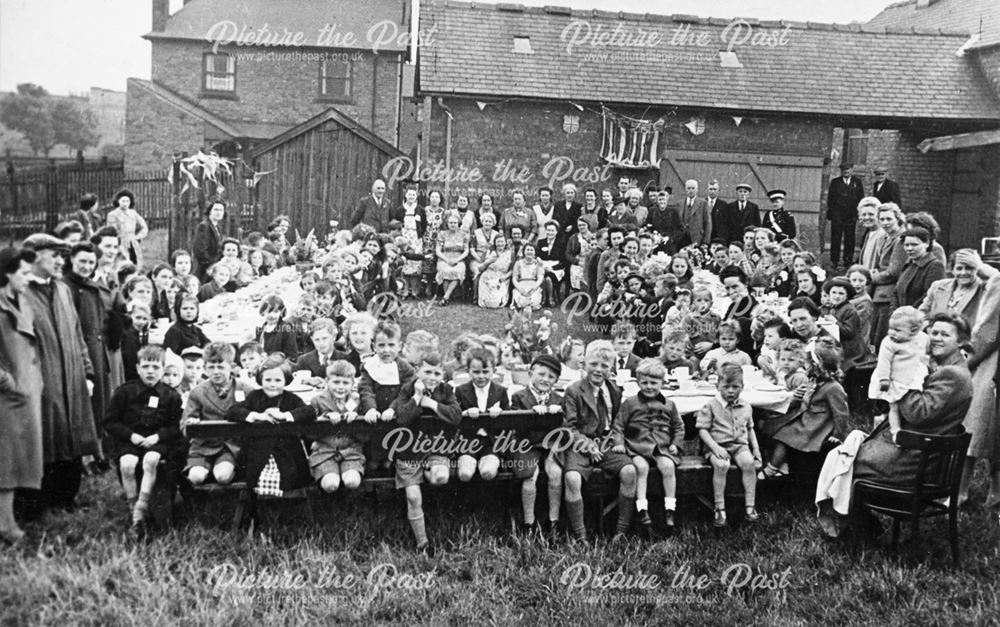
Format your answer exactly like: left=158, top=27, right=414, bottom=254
left=474, top=383, right=490, bottom=411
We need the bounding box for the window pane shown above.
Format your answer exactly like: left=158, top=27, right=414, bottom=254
left=204, top=54, right=235, bottom=92
left=320, top=60, right=351, bottom=98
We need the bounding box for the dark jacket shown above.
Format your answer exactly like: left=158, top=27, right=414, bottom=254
left=293, top=349, right=350, bottom=379
left=828, top=300, right=865, bottom=370
left=892, top=252, right=946, bottom=309
left=732, top=199, right=761, bottom=233
left=358, top=357, right=416, bottom=413
left=827, top=176, right=865, bottom=223
left=391, top=380, right=463, bottom=460
left=225, top=389, right=317, bottom=489
left=350, top=195, right=392, bottom=233
left=762, top=209, right=797, bottom=240
left=647, top=205, right=684, bottom=251
left=454, top=381, right=510, bottom=412
left=872, top=178, right=902, bottom=207
left=192, top=220, right=222, bottom=281
left=62, top=271, right=112, bottom=419
left=537, top=234, right=568, bottom=272
left=103, top=380, right=184, bottom=459
left=554, top=201, right=582, bottom=235
left=163, top=321, right=210, bottom=356
left=707, top=197, right=738, bottom=245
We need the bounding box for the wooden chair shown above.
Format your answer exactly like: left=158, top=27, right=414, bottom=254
left=853, top=429, right=971, bottom=566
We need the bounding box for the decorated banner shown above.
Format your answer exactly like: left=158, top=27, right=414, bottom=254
left=600, top=107, right=665, bottom=169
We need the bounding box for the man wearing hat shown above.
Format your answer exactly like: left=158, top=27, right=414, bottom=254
left=20, top=234, right=101, bottom=514
left=763, top=190, right=797, bottom=241
left=826, top=164, right=865, bottom=269
left=731, top=183, right=761, bottom=239
left=871, top=166, right=901, bottom=207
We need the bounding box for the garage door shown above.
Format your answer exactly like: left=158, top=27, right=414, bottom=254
left=659, top=150, right=825, bottom=250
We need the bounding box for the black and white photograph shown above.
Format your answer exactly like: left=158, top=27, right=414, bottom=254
left=2, top=0, right=1000, bottom=623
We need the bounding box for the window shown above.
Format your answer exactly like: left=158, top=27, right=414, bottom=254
left=319, top=59, right=353, bottom=102
left=203, top=53, right=235, bottom=93
left=845, top=129, right=869, bottom=166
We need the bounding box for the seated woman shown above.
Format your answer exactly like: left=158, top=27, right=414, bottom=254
left=816, top=312, right=974, bottom=537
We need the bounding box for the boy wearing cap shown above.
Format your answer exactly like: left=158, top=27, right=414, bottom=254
left=508, top=353, right=564, bottom=533
left=555, top=340, right=637, bottom=542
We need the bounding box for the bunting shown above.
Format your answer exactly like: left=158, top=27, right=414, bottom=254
left=599, top=107, right=664, bottom=170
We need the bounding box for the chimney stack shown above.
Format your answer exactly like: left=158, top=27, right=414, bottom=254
left=152, top=0, right=169, bottom=32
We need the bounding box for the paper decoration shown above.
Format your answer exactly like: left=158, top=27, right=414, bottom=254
left=476, top=101, right=488, bottom=111
left=569, top=101, right=584, bottom=111
left=732, top=116, right=743, bottom=127
left=600, top=107, right=664, bottom=169
left=684, top=117, right=706, bottom=136
left=719, top=51, right=742, bottom=68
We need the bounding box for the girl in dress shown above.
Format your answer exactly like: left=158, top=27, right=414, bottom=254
left=668, top=251, right=694, bottom=290
left=421, top=192, right=445, bottom=299
left=164, top=294, right=210, bottom=356
left=868, top=306, right=929, bottom=437
left=398, top=224, right=424, bottom=299
left=477, top=235, right=514, bottom=309
left=106, top=190, right=149, bottom=269
left=436, top=210, right=470, bottom=305
left=566, top=215, right=596, bottom=294
left=511, top=242, right=544, bottom=313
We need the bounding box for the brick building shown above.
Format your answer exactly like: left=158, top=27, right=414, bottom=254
left=126, top=0, right=417, bottom=170
left=415, top=0, right=1000, bottom=250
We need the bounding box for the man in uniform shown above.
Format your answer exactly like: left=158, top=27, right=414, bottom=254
left=762, top=189, right=796, bottom=242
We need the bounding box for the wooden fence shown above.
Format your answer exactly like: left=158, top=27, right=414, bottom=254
left=0, top=157, right=258, bottom=253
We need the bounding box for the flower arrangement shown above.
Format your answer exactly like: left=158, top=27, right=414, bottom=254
left=291, top=229, right=319, bottom=269
left=503, top=308, right=557, bottom=364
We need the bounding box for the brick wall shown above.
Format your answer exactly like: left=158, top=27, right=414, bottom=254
left=865, top=129, right=959, bottom=244
left=418, top=98, right=832, bottom=247
left=149, top=40, right=402, bottom=145
left=125, top=80, right=208, bottom=170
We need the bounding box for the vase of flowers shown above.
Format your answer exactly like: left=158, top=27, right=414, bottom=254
left=292, top=228, right=318, bottom=273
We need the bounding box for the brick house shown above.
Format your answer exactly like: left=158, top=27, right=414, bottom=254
left=414, top=0, right=1000, bottom=250
left=126, top=0, right=417, bottom=171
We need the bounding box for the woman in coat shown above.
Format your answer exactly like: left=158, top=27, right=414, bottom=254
left=105, top=190, right=149, bottom=270
left=962, top=272, right=1000, bottom=509
left=192, top=201, right=226, bottom=282
left=818, top=312, right=974, bottom=537
left=0, top=248, right=44, bottom=544
left=918, top=248, right=997, bottom=328
left=891, top=227, right=946, bottom=309
left=62, top=243, right=112, bottom=427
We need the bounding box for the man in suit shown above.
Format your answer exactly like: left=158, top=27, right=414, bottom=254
left=706, top=179, right=738, bottom=246
left=871, top=166, right=901, bottom=208
left=826, top=164, right=865, bottom=269
left=349, top=179, right=391, bottom=233
left=731, top=183, right=760, bottom=239
left=680, top=179, right=712, bottom=247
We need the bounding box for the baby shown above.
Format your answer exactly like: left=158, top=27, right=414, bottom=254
left=869, top=306, right=929, bottom=437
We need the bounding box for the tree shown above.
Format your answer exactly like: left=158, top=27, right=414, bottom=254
left=0, top=84, right=55, bottom=156
left=51, top=99, right=99, bottom=154
left=0, top=83, right=100, bottom=157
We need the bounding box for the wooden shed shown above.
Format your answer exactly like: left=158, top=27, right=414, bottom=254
left=248, top=108, right=404, bottom=234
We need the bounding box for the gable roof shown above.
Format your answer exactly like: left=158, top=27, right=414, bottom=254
left=128, top=78, right=296, bottom=139
left=417, top=0, right=1000, bottom=122
left=247, top=107, right=404, bottom=159
left=147, top=0, right=409, bottom=52
left=869, top=0, right=1000, bottom=49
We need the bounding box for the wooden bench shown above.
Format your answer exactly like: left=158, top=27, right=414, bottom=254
left=185, top=410, right=746, bottom=531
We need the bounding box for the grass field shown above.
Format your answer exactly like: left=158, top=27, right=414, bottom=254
left=3, top=302, right=1000, bottom=625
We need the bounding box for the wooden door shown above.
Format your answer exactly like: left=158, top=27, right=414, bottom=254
left=659, top=150, right=825, bottom=249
